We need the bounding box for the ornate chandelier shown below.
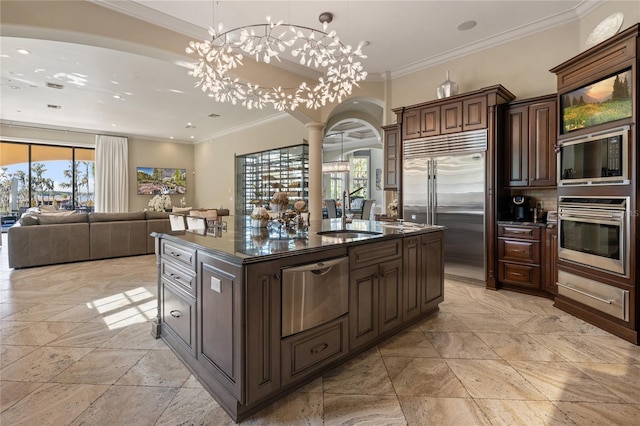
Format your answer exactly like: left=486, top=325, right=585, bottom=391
left=185, top=13, right=368, bottom=111
left=322, top=132, right=350, bottom=174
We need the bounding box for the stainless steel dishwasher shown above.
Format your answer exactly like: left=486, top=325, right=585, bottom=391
left=281, top=256, right=349, bottom=337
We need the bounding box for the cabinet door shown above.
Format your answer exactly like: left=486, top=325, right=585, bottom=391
left=383, top=125, right=400, bottom=190
left=420, top=106, right=440, bottom=137
left=161, top=280, right=196, bottom=356
left=528, top=100, right=557, bottom=187
left=402, top=236, right=421, bottom=321
left=422, top=232, right=444, bottom=309
left=403, top=109, right=421, bottom=139
left=543, top=228, right=558, bottom=295
left=197, top=252, right=244, bottom=402
left=504, top=105, right=529, bottom=187
left=245, top=262, right=281, bottom=403
left=440, top=101, right=463, bottom=134
left=378, top=258, right=403, bottom=334
left=349, top=264, right=379, bottom=350
left=463, top=96, right=487, bottom=131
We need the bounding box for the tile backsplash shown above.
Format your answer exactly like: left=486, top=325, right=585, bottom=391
left=510, top=188, right=558, bottom=212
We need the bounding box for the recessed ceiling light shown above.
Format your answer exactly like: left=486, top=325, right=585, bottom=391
left=111, top=81, right=119, bottom=85
left=17, top=48, right=31, bottom=55
left=186, top=123, right=196, bottom=128
left=1, top=54, right=9, bottom=58
left=170, top=136, right=174, bottom=139
left=124, top=92, right=133, bottom=96
left=457, top=20, right=477, bottom=31
left=113, top=95, right=121, bottom=99
left=208, top=93, right=214, bottom=98
left=190, top=136, right=195, bottom=139
left=9, top=85, right=20, bottom=90
left=111, top=124, right=117, bottom=127
left=168, top=89, right=185, bottom=94
left=34, top=68, right=46, bottom=73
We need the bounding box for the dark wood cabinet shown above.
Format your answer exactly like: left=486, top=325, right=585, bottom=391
left=463, top=96, right=488, bottom=131
left=504, top=95, right=557, bottom=188
left=497, top=224, right=541, bottom=290
left=196, top=252, right=244, bottom=401
left=402, top=109, right=421, bottom=139
left=161, top=279, right=196, bottom=356
left=543, top=227, right=558, bottom=295
left=403, top=232, right=445, bottom=320
left=349, top=240, right=402, bottom=350
left=382, top=124, right=400, bottom=190
left=421, top=106, right=440, bottom=136
left=440, top=101, right=463, bottom=134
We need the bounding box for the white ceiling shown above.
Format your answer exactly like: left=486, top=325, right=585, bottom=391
left=0, top=0, right=596, bottom=146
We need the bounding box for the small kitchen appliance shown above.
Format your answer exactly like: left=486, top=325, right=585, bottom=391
left=511, top=195, right=532, bottom=222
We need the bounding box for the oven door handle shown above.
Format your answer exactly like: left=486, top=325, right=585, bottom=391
left=556, top=283, right=613, bottom=305
left=559, top=211, right=621, bottom=221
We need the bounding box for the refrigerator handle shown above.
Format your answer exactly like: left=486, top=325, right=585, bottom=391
left=427, top=159, right=433, bottom=225
left=432, top=159, right=437, bottom=225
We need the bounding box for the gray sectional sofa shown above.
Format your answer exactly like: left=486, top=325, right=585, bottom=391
left=7, top=211, right=171, bottom=269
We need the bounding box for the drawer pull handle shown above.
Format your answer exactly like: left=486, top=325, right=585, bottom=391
left=510, top=272, right=524, bottom=277
left=169, top=273, right=182, bottom=281
left=510, top=250, right=526, bottom=254
left=556, top=283, right=613, bottom=305
left=170, top=310, right=182, bottom=318
left=170, top=251, right=181, bottom=258
left=310, top=343, right=329, bottom=354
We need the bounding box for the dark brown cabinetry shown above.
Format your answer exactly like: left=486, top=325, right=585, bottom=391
left=497, top=224, right=541, bottom=289
left=504, top=95, right=557, bottom=188
left=349, top=239, right=403, bottom=349
left=543, top=227, right=558, bottom=295
left=382, top=124, right=400, bottom=190
left=403, top=232, right=444, bottom=322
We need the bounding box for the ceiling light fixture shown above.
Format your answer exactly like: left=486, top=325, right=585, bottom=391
left=322, top=132, right=349, bottom=174
left=185, top=12, right=368, bottom=111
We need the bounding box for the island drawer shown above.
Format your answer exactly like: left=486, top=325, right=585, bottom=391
left=349, top=239, right=402, bottom=269
left=161, top=240, right=196, bottom=270
left=281, top=316, right=348, bottom=385
left=161, top=259, right=196, bottom=297
left=161, top=280, right=196, bottom=356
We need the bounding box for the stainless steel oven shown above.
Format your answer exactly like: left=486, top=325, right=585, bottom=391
left=558, top=196, right=629, bottom=276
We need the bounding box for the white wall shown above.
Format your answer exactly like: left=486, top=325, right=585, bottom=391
left=193, top=114, right=308, bottom=213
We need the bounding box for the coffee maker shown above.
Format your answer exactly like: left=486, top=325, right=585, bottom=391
left=510, top=195, right=532, bottom=221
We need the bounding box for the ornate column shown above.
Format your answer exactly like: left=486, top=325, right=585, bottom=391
left=305, top=122, right=325, bottom=221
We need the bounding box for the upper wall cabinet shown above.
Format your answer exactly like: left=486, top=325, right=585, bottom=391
left=504, top=95, right=557, bottom=188
left=382, top=124, right=400, bottom=190
left=402, top=95, right=489, bottom=139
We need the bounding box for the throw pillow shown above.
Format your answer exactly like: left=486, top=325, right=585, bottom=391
left=38, top=209, right=77, bottom=216
left=172, top=206, right=192, bottom=213
left=18, top=215, right=39, bottom=226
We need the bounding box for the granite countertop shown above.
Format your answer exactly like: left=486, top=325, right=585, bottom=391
left=156, top=216, right=445, bottom=263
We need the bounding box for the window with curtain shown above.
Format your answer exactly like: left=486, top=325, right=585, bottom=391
left=0, top=141, right=95, bottom=214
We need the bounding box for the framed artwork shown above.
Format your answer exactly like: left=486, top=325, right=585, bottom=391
left=137, top=167, right=186, bottom=195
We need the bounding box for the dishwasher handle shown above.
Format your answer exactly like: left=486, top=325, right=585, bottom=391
left=284, top=256, right=347, bottom=276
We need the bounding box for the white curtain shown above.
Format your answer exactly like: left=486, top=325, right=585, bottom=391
left=95, top=135, right=129, bottom=212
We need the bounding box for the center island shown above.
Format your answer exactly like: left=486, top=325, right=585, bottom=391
left=152, top=216, right=445, bottom=422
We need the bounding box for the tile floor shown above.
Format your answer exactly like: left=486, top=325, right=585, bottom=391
left=1, top=232, right=640, bottom=425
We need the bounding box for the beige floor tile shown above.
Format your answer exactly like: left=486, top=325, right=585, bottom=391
left=446, top=359, right=547, bottom=400
left=2, top=321, right=82, bottom=346
left=417, top=310, right=471, bottom=332
left=476, top=333, right=566, bottom=361
left=454, top=313, right=522, bottom=333
left=47, top=322, right=122, bottom=348
left=573, top=363, right=640, bottom=404
left=384, top=357, right=469, bottom=398
left=323, top=348, right=395, bottom=395
left=425, top=331, right=501, bottom=359
left=509, top=360, right=623, bottom=403
left=244, top=390, right=324, bottom=425
left=69, top=385, right=178, bottom=426
left=475, top=399, right=575, bottom=426
left=297, top=376, right=323, bottom=393
left=0, top=344, right=38, bottom=369
left=2, top=303, right=76, bottom=322
left=155, top=387, right=234, bottom=425
left=1, top=346, right=93, bottom=382
left=0, top=303, right=38, bottom=319
left=0, top=382, right=108, bottom=426
left=181, top=374, right=204, bottom=389
left=53, top=348, right=148, bottom=384
left=116, top=349, right=191, bottom=387
left=557, top=315, right=615, bottom=336
left=323, top=394, right=405, bottom=426
left=503, top=314, right=572, bottom=334
left=378, top=329, right=440, bottom=358
left=46, top=303, right=104, bottom=322
left=399, top=396, right=490, bottom=426
left=99, top=321, right=165, bottom=350
left=554, top=401, right=640, bottom=426
left=579, top=335, right=640, bottom=364
left=0, top=380, right=44, bottom=413
left=530, top=334, right=628, bottom=363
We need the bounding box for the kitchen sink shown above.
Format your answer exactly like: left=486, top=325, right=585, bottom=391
left=317, top=230, right=382, bottom=239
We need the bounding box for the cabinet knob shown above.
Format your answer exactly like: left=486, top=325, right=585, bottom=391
left=273, top=274, right=281, bottom=280
left=170, top=310, right=182, bottom=318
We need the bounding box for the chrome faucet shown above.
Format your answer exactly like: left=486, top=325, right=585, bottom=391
left=342, top=190, right=348, bottom=228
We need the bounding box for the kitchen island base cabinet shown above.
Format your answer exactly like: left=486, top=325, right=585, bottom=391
left=403, top=233, right=445, bottom=321
left=153, top=227, right=445, bottom=422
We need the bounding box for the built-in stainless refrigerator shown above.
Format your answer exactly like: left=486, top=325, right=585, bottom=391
left=403, top=130, right=486, bottom=283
